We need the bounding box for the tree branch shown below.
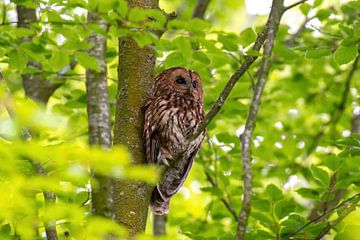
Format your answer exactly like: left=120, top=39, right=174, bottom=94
left=283, top=0, right=309, bottom=12
left=305, top=54, right=359, bottom=157
left=314, top=197, right=358, bottom=240
left=284, top=193, right=360, bottom=239
left=204, top=171, right=238, bottom=221
left=192, top=0, right=211, bottom=19
left=189, top=0, right=299, bottom=142
left=236, top=0, right=285, bottom=239
left=286, top=16, right=315, bottom=47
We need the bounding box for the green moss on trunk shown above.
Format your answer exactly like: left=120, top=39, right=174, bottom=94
left=113, top=0, right=158, bottom=234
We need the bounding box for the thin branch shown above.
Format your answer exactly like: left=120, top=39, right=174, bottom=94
left=189, top=21, right=268, bottom=141
left=314, top=198, right=358, bottom=240
left=204, top=171, right=238, bottom=221
left=190, top=0, right=300, bottom=142
left=305, top=54, right=359, bottom=157
left=192, top=0, right=212, bottom=19
left=283, top=0, right=309, bottom=12
left=284, top=193, right=360, bottom=239
left=236, top=0, right=285, bottom=239
left=2, top=2, right=6, bottom=25
left=286, top=16, right=315, bottom=46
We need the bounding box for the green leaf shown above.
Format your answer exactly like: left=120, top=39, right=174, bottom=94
left=118, top=0, right=129, bottom=18
left=0, top=224, right=11, bottom=236
left=8, top=49, right=28, bottom=70
left=265, top=184, right=283, bottom=202
left=164, top=52, right=187, bottom=68
left=306, top=49, right=332, bottom=59
left=50, top=50, right=70, bottom=72
left=193, top=51, right=210, bottom=65
left=239, top=28, right=257, bottom=47
left=74, top=191, right=89, bottom=206
left=296, top=188, right=319, bottom=199
left=77, top=52, right=99, bottom=71
left=313, top=0, right=323, bottom=7
left=274, top=199, right=295, bottom=219
left=354, top=22, right=360, bottom=37
left=334, top=45, right=358, bottom=65
left=341, top=37, right=360, bottom=47
left=316, top=9, right=331, bottom=21
left=174, top=37, right=193, bottom=57
left=300, top=3, right=311, bottom=15
left=218, top=33, right=239, bottom=51
left=311, top=165, right=330, bottom=187
left=128, top=7, right=148, bottom=22
left=253, top=199, right=271, bottom=212
left=200, top=186, right=223, bottom=197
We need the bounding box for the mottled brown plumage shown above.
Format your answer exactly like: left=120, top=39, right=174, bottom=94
left=144, top=67, right=205, bottom=215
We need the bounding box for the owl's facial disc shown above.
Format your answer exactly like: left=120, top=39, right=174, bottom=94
left=162, top=67, right=203, bottom=103
left=175, top=75, right=196, bottom=96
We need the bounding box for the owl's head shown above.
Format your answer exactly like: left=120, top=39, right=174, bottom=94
left=153, top=67, right=203, bottom=103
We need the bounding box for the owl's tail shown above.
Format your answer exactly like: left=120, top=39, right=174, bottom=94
left=150, top=188, right=169, bottom=215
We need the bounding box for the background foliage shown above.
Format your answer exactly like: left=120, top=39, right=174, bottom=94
left=0, top=0, right=359, bottom=239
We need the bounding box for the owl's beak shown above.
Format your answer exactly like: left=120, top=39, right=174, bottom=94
left=185, top=82, right=192, bottom=94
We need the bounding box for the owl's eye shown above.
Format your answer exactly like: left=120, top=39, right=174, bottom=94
left=176, top=76, right=186, bottom=84
left=192, top=81, right=198, bottom=89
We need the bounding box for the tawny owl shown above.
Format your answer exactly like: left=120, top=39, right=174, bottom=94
left=144, top=67, right=205, bottom=215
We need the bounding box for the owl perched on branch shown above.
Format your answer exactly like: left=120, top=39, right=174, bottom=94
left=144, top=67, right=205, bottom=215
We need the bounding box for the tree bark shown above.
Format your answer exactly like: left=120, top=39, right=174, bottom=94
left=352, top=114, right=360, bottom=134
left=192, top=0, right=211, bottom=19
left=237, top=0, right=284, bottom=239
left=16, top=5, right=58, bottom=240
left=113, top=0, right=158, bottom=235
left=153, top=215, right=166, bottom=235
left=85, top=11, right=113, bottom=217
left=16, top=5, right=63, bottom=104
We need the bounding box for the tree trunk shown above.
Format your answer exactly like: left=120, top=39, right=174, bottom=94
left=16, top=5, right=58, bottom=240
left=17, top=5, right=63, bottom=104
left=352, top=114, right=360, bottom=134
left=153, top=215, right=166, bottom=235
left=85, top=11, right=113, bottom=217
left=113, top=0, right=158, bottom=235
left=192, top=0, right=211, bottom=19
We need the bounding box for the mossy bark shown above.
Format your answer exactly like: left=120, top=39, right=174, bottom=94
left=113, top=0, right=158, bottom=234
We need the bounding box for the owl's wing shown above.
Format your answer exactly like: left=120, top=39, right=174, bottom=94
left=144, top=106, right=160, bottom=164
left=158, top=137, right=203, bottom=199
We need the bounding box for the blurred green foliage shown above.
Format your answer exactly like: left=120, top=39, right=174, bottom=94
left=0, top=0, right=360, bottom=239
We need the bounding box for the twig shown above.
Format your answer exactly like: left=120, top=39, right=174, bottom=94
left=204, top=171, right=238, bottom=221
left=2, top=2, right=6, bottom=25
left=305, top=54, right=359, bottom=157
left=236, top=1, right=285, bottom=239
left=192, top=0, right=212, bottom=19
left=189, top=18, right=269, bottom=141
left=286, top=16, right=315, bottom=46
left=190, top=0, right=303, bottom=142
left=284, top=193, right=360, bottom=239
left=283, top=0, right=309, bottom=12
